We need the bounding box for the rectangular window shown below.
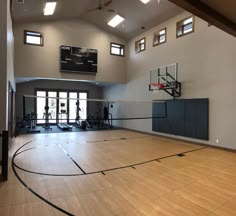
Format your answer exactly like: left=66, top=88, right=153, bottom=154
left=69, top=92, right=78, bottom=123
left=176, top=16, right=194, bottom=38
left=135, top=37, right=146, bottom=53
left=48, top=91, right=57, bottom=124
left=153, top=28, right=167, bottom=46
left=110, top=43, right=125, bottom=57
left=24, top=30, right=43, bottom=46
left=35, top=89, right=87, bottom=125
left=59, top=92, right=68, bottom=123
left=79, top=92, right=87, bottom=121
left=36, top=91, right=46, bottom=124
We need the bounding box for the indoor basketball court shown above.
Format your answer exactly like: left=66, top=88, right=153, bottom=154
left=1, top=0, right=236, bottom=215
left=2, top=62, right=236, bottom=216
left=5, top=129, right=236, bottom=216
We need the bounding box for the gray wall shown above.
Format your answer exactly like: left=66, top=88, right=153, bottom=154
left=103, top=12, right=236, bottom=150
left=16, top=80, right=104, bottom=121
left=14, top=19, right=127, bottom=83
left=0, top=0, right=15, bottom=160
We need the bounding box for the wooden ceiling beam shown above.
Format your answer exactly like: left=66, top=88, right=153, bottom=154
left=168, top=0, right=236, bottom=37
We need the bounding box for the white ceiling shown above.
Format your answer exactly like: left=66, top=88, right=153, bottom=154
left=13, top=0, right=184, bottom=40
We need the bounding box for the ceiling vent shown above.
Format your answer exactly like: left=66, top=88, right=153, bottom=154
left=17, top=0, right=24, bottom=4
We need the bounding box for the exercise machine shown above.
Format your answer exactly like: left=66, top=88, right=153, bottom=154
left=103, top=102, right=113, bottom=128
left=57, top=103, right=72, bottom=130
left=75, top=101, right=81, bottom=126
left=43, top=106, right=52, bottom=130
left=26, top=112, right=41, bottom=133
left=75, top=101, right=90, bottom=130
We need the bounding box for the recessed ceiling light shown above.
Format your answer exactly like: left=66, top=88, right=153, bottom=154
left=108, top=15, right=125, bottom=28
left=44, top=2, right=57, bottom=16
left=140, top=0, right=150, bottom=4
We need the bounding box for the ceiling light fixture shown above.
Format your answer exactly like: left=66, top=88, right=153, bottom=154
left=44, top=2, right=57, bottom=16
left=140, top=0, right=150, bottom=4
left=107, top=15, right=125, bottom=28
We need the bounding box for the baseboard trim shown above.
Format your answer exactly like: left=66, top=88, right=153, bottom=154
left=123, top=127, right=236, bottom=153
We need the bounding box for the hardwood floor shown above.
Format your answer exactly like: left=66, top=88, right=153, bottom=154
left=0, top=129, right=236, bottom=216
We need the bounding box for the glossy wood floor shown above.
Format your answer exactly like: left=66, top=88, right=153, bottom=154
left=0, top=129, right=236, bottom=216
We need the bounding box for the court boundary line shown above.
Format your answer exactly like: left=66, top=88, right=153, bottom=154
left=13, top=140, right=208, bottom=177
left=12, top=139, right=208, bottom=216
left=11, top=141, right=74, bottom=216
left=57, top=144, right=87, bottom=174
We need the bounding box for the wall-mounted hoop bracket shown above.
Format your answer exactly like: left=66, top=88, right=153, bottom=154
left=149, top=63, right=181, bottom=99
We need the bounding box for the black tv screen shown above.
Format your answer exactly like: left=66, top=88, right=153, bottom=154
left=60, top=45, right=97, bottom=74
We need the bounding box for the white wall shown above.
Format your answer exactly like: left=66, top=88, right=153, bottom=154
left=103, top=12, right=236, bottom=150
left=0, top=0, right=15, bottom=160
left=14, top=19, right=127, bottom=83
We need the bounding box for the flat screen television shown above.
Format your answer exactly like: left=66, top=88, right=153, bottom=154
left=60, top=45, right=98, bottom=74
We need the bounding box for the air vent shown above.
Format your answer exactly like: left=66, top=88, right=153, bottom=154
left=17, top=0, right=24, bottom=4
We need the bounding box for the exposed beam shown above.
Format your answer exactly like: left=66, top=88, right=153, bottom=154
left=168, top=0, right=236, bottom=37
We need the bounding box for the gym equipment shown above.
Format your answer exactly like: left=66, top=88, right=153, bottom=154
left=26, top=112, right=41, bottom=133
left=103, top=102, right=113, bottom=128
left=43, top=106, right=52, bottom=130
left=80, top=121, right=87, bottom=130
left=75, top=101, right=81, bottom=127
left=149, top=63, right=181, bottom=98
left=58, top=103, right=72, bottom=130
left=75, top=101, right=90, bottom=130
left=21, top=94, right=168, bottom=134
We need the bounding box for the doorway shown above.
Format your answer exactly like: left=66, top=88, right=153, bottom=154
left=8, top=82, right=15, bottom=139
left=35, top=89, right=88, bottom=125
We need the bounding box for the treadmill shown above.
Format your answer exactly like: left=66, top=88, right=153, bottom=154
left=57, top=103, right=73, bottom=130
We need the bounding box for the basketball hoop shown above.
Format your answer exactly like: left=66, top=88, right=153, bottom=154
left=150, top=83, right=165, bottom=90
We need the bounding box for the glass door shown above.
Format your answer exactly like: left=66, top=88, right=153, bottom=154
left=36, top=91, right=46, bottom=124
left=48, top=91, right=57, bottom=124
left=79, top=92, right=87, bottom=120
left=69, top=92, right=78, bottom=123
left=59, top=92, right=68, bottom=123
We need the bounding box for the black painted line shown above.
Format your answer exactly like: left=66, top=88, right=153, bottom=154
left=87, top=136, right=148, bottom=143
left=81, top=146, right=209, bottom=175
left=11, top=141, right=209, bottom=216
left=13, top=141, right=208, bottom=177
left=156, top=147, right=208, bottom=161
left=111, top=117, right=167, bottom=120
left=12, top=153, right=74, bottom=215
left=13, top=163, right=80, bottom=176
left=15, top=146, right=37, bottom=156
left=57, top=144, right=86, bottom=174
left=14, top=140, right=34, bottom=155
left=15, top=145, right=51, bottom=157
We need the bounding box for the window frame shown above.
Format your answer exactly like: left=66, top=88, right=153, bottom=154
left=110, top=42, right=125, bottom=57
left=135, top=37, right=146, bottom=54
left=24, top=30, right=44, bottom=46
left=34, top=88, right=88, bottom=125
left=176, top=16, right=194, bottom=38
left=153, top=27, right=167, bottom=47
